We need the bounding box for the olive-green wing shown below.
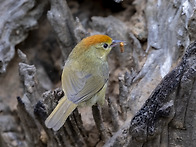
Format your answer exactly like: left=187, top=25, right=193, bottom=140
left=62, top=67, right=107, bottom=104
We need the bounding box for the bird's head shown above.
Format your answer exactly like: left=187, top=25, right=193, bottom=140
left=70, top=34, right=123, bottom=61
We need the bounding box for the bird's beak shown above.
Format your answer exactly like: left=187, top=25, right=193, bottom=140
left=110, top=40, right=125, bottom=48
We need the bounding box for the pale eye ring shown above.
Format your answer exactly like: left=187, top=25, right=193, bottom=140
left=103, top=43, right=108, bottom=49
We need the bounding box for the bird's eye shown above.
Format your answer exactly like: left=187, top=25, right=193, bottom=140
left=103, top=43, right=108, bottom=49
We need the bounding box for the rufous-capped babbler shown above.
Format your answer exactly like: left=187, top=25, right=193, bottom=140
left=45, top=34, right=124, bottom=131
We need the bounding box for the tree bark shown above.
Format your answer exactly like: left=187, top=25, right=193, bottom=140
left=0, top=0, right=196, bottom=147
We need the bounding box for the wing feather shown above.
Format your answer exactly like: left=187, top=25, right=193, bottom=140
left=62, top=64, right=107, bottom=104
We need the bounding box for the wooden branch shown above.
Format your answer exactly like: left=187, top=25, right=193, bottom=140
left=0, top=0, right=48, bottom=73
left=104, top=42, right=196, bottom=147
left=1, top=1, right=196, bottom=147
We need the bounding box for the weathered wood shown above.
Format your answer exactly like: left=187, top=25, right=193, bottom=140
left=1, top=0, right=196, bottom=147
left=0, top=0, right=48, bottom=73
left=104, top=42, right=196, bottom=147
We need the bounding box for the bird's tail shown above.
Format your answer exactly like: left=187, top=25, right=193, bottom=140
left=45, top=96, right=77, bottom=131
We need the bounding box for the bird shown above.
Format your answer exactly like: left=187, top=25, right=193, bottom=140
left=45, top=34, right=124, bottom=131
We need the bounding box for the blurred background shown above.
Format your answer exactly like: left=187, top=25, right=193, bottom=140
left=0, top=0, right=196, bottom=146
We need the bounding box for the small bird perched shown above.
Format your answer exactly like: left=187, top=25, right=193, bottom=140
left=45, top=34, right=124, bottom=131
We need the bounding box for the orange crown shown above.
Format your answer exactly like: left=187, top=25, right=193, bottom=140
left=82, top=34, right=112, bottom=48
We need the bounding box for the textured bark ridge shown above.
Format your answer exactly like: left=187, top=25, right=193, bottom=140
left=104, top=42, right=196, bottom=147
left=129, top=42, right=196, bottom=146
left=0, top=0, right=48, bottom=73
left=0, top=0, right=196, bottom=147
